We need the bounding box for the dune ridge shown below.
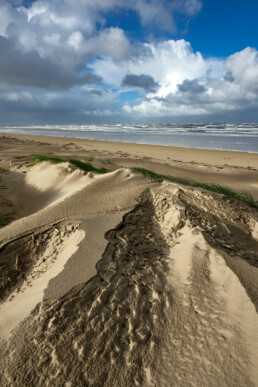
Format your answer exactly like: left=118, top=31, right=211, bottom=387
left=0, top=157, right=257, bottom=386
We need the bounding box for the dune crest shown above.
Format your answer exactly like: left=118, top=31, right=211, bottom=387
left=0, top=161, right=257, bottom=386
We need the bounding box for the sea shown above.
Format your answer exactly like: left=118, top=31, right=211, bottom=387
left=0, top=123, right=258, bottom=153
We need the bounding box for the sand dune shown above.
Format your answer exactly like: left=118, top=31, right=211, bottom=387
left=0, top=153, right=257, bottom=386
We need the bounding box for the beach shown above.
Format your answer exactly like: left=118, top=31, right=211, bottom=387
left=1, top=123, right=258, bottom=153
left=0, top=132, right=258, bottom=199
left=0, top=132, right=258, bottom=386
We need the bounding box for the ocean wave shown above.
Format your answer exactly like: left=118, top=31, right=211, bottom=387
left=1, top=123, right=258, bottom=135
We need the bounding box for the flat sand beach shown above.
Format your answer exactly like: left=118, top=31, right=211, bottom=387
left=0, top=133, right=258, bottom=386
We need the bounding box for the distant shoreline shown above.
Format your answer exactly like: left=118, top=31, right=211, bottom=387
left=0, top=124, right=257, bottom=153
left=1, top=130, right=258, bottom=155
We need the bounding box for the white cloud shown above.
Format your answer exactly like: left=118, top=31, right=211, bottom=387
left=226, top=47, right=258, bottom=91
left=0, top=0, right=205, bottom=81
left=0, top=0, right=257, bottom=122
left=91, top=39, right=223, bottom=93
left=0, top=0, right=204, bottom=55
left=67, top=31, right=84, bottom=50
left=0, top=0, right=142, bottom=80
left=97, top=42, right=257, bottom=118
left=26, top=2, right=49, bottom=22
left=83, top=27, right=132, bottom=62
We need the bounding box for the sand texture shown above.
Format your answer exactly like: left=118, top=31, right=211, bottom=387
left=0, top=134, right=257, bottom=386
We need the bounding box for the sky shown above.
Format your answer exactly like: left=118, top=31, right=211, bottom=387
left=0, top=0, right=257, bottom=124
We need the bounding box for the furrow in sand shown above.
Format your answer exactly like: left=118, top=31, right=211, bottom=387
left=0, top=187, right=257, bottom=386
left=0, top=221, right=84, bottom=339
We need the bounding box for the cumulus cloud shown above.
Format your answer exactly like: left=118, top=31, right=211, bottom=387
left=91, top=39, right=221, bottom=93
left=1, top=0, right=172, bottom=90
left=0, top=0, right=135, bottom=89
left=0, top=36, right=101, bottom=88
left=116, top=42, right=258, bottom=118
left=0, top=0, right=204, bottom=81
left=0, top=0, right=257, bottom=123
left=122, top=74, right=159, bottom=92
left=226, top=47, right=258, bottom=91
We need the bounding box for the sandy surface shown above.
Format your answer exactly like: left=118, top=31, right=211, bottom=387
left=0, top=133, right=257, bottom=386
left=0, top=132, right=257, bottom=199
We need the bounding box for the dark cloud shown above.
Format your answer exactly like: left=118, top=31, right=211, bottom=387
left=0, top=84, right=117, bottom=124
left=178, top=79, right=206, bottom=93
left=89, top=89, right=103, bottom=96
left=223, top=71, right=235, bottom=83
left=9, top=0, right=24, bottom=5
left=0, top=36, right=101, bottom=88
left=121, top=73, right=159, bottom=92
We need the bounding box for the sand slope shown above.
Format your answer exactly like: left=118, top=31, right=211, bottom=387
left=0, top=161, right=257, bottom=386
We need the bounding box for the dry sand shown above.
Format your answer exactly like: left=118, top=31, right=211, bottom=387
left=0, top=133, right=257, bottom=386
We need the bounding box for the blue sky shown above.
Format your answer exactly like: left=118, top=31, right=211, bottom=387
left=0, top=0, right=257, bottom=124
left=186, top=0, right=258, bottom=57
left=104, top=0, right=258, bottom=57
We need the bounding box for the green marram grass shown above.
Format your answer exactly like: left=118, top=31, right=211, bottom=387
left=30, top=155, right=257, bottom=208
left=0, top=216, right=12, bottom=228
left=31, top=155, right=107, bottom=174
left=131, top=167, right=258, bottom=208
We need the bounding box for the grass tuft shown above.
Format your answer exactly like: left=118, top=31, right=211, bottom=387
left=131, top=167, right=258, bottom=208
left=0, top=216, right=12, bottom=228
left=31, top=155, right=107, bottom=174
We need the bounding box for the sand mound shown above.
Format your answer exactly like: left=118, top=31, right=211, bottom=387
left=0, top=164, right=257, bottom=386
left=0, top=161, right=100, bottom=222
left=20, top=161, right=101, bottom=215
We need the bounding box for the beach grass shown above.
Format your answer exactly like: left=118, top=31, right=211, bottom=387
left=131, top=167, right=258, bottom=208
left=0, top=216, right=12, bottom=228
left=31, top=155, right=108, bottom=174
left=30, top=155, right=257, bottom=208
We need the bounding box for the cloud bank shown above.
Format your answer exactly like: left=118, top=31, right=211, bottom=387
left=0, top=0, right=257, bottom=123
